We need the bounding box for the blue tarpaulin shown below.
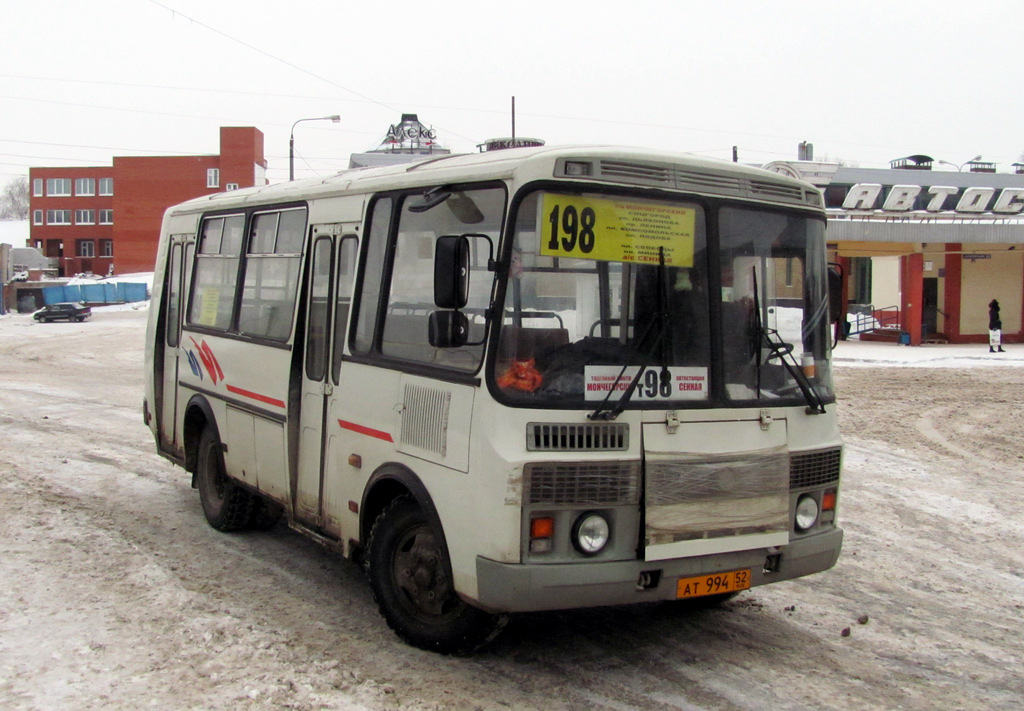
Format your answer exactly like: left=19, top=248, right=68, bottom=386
left=43, top=282, right=148, bottom=305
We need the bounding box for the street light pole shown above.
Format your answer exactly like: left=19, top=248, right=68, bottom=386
left=937, top=154, right=982, bottom=172
left=289, top=114, right=341, bottom=181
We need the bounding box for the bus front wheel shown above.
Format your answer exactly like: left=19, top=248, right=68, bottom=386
left=366, top=496, right=504, bottom=654
left=196, top=425, right=253, bottom=532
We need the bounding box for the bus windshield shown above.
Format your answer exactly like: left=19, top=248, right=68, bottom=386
left=491, top=189, right=834, bottom=409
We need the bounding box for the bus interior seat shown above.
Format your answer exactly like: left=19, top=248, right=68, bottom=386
left=498, top=325, right=570, bottom=363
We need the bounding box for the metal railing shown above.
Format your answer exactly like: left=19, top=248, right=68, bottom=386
left=849, top=305, right=900, bottom=334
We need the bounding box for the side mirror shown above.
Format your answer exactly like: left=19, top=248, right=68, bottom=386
left=428, top=310, right=469, bottom=348
left=434, top=235, right=470, bottom=309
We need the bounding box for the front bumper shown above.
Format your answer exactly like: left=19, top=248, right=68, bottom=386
left=474, top=527, right=842, bottom=613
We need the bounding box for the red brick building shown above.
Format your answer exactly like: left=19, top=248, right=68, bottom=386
left=30, top=127, right=266, bottom=276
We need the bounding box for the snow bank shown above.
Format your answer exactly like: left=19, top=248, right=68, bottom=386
left=833, top=339, right=1023, bottom=368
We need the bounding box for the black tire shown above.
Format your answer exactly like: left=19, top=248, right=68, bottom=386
left=366, top=496, right=504, bottom=654
left=195, top=425, right=253, bottom=531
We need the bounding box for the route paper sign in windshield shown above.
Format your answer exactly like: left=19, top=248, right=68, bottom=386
left=540, top=193, right=696, bottom=267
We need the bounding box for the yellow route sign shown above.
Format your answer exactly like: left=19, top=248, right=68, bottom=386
left=197, top=287, right=222, bottom=327
left=539, top=193, right=696, bottom=267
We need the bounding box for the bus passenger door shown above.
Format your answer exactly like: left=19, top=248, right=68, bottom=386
left=159, top=236, right=193, bottom=453
left=295, top=228, right=358, bottom=529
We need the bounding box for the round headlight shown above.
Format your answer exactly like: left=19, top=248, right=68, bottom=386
left=572, top=512, right=610, bottom=555
left=795, top=495, right=820, bottom=531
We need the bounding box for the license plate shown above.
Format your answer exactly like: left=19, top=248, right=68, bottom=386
left=676, top=569, right=751, bottom=599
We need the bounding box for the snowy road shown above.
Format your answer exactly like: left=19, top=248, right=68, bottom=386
left=1, top=309, right=1021, bottom=710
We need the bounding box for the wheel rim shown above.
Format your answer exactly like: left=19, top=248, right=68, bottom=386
left=200, top=442, right=227, bottom=505
left=392, top=524, right=461, bottom=620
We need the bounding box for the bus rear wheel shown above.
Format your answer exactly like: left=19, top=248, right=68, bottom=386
left=366, top=496, right=504, bottom=654
left=196, top=425, right=253, bottom=532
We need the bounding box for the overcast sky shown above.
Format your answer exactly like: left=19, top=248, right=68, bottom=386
left=3, top=0, right=1023, bottom=185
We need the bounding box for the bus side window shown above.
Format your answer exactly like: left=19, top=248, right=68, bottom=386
left=379, top=186, right=504, bottom=370
left=166, top=242, right=183, bottom=347
left=305, top=237, right=333, bottom=380
left=237, top=208, right=306, bottom=341
left=352, top=198, right=393, bottom=353
left=332, top=236, right=359, bottom=384
left=189, top=214, right=244, bottom=330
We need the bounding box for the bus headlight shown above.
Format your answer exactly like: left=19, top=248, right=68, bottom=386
left=572, top=512, right=610, bottom=555
left=795, top=495, right=819, bottom=531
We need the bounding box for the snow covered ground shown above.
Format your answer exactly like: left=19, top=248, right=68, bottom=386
left=0, top=306, right=1022, bottom=710
left=834, top=338, right=1024, bottom=368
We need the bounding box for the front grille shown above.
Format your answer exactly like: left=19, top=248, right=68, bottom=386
left=790, top=448, right=842, bottom=489
left=645, top=449, right=790, bottom=544
left=526, top=422, right=628, bottom=451
left=525, top=461, right=640, bottom=505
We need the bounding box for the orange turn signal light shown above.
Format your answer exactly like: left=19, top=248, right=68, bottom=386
left=530, top=517, right=554, bottom=539
left=822, top=489, right=838, bottom=511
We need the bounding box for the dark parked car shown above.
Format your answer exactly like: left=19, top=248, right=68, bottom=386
left=33, top=302, right=92, bottom=323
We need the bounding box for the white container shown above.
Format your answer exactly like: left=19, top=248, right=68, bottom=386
left=801, top=352, right=816, bottom=378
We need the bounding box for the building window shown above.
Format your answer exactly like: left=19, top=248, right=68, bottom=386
left=33, top=210, right=43, bottom=225
left=33, top=178, right=43, bottom=197
left=101, top=240, right=113, bottom=257
left=99, top=178, right=114, bottom=196
left=75, top=178, right=96, bottom=196
left=75, top=209, right=96, bottom=225
left=99, top=209, right=113, bottom=224
left=207, top=169, right=220, bottom=188
left=46, top=210, right=71, bottom=225
left=46, top=178, right=71, bottom=197
left=78, top=240, right=96, bottom=258
left=226, top=183, right=239, bottom=191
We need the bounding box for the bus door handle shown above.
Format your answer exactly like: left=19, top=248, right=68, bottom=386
left=322, top=382, right=334, bottom=396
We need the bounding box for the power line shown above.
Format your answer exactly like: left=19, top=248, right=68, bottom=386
left=0, top=73, right=354, bottom=103
left=0, top=78, right=912, bottom=164
left=1, top=156, right=100, bottom=165
left=1, top=139, right=196, bottom=156
left=146, top=0, right=398, bottom=115
left=2, top=93, right=260, bottom=126
left=144, top=1, right=478, bottom=143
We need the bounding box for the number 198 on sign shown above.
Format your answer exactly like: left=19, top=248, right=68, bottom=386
left=539, top=192, right=696, bottom=265
left=547, top=203, right=596, bottom=255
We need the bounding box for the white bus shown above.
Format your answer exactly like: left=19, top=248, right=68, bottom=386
left=144, top=146, right=843, bottom=653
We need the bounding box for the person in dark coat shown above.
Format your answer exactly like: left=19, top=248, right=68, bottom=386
left=988, top=299, right=1005, bottom=353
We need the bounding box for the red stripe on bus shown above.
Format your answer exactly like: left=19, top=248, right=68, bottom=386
left=338, top=419, right=394, bottom=442
left=225, top=384, right=286, bottom=409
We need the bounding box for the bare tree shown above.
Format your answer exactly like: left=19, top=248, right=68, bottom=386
left=1, top=177, right=30, bottom=220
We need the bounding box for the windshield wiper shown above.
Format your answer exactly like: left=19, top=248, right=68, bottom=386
left=587, top=363, right=640, bottom=421
left=589, top=249, right=672, bottom=421
left=587, top=339, right=668, bottom=421
left=751, top=268, right=826, bottom=415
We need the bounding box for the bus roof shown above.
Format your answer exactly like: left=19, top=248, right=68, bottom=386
left=168, top=145, right=823, bottom=215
